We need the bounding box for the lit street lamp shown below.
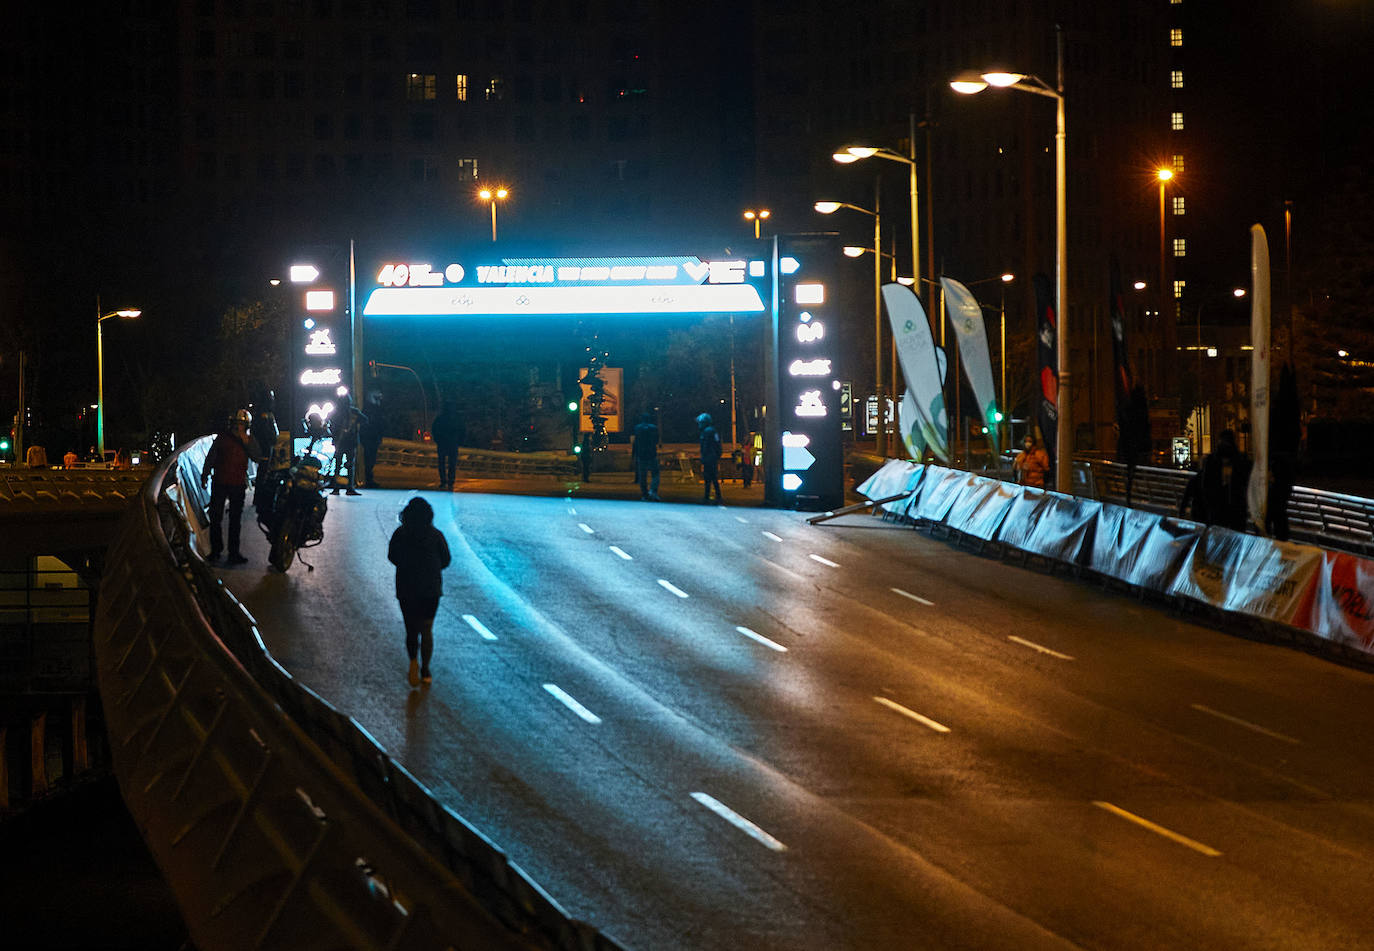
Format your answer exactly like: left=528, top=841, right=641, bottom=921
left=479, top=186, right=509, bottom=241
left=833, top=132, right=921, bottom=293
left=743, top=208, right=771, bottom=239
left=816, top=197, right=887, bottom=455
left=97, top=303, right=142, bottom=458
left=952, top=27, right=1069, bottom=492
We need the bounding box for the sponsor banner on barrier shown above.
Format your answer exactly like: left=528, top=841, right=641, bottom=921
left=945, top=476, right=1019, bottom=541
left=1018, top=495, right=1101, bottom=565
left=914, top=466, right=969, bottom=523
left=856, top=459, right=924, bottom=503
left=1168, top=529, right=1321, bottom=626
left=1091, top=504, right=1204, bottom=592
left=1292, top=552, right=1374, bottom=652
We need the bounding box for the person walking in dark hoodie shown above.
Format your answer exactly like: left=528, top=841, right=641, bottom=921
left=387, top=497, right=451, bottom=687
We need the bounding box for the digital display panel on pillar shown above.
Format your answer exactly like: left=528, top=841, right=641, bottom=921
left=775, top=235, right=844, bottom=510
left=289, top=262, right=349, bottom=437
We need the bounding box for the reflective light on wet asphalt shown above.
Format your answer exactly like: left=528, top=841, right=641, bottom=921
left=543, top=683, right=602, bottom=724
left=809, top=554, right=840, bottom=568
left=1008, top=636, right=1075, bottom=661
left=579, top=523, right=595, bottom=534
left=735, top=626, right=787, bottom=652
left=1093, top=801, right=1222, bottom=857
left=874, top=696, right=951, bottom=733
left=658, top=579, right=689, bottom=599
left=690, top=792, right=788, bottom=852
left=462, top=614, right=498, bottom=641
left=762, top=531, right=782, bottom=542
left=890, top=587, right=934, bottom=606
left=609, top=546, right=633, bottom=560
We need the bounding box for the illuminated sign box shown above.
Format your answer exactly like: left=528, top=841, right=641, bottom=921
left=306, top=290, right=336, bottom=311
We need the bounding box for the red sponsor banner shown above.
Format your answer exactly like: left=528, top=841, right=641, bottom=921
left=1292, top=551, right=1374, bottom=652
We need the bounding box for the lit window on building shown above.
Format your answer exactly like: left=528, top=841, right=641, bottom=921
left=1174, top=238, right=1187, bottom=257
left=456, top=74, right=468, bottom=101
left=1174, top=279, right=1186, bottom=299
left=1172, top=153, right=1185, bottom=172
left=457, top=158, right=478, bottom=179
left=406, top=73, right=437, bottom=101
left=1171, top=70, right=1184, bottom=89
left=1173, top=196, right=1186, bottom=215
left=1171, top=112, right=1184, bottom=131
left=486, top=77, right=505, bottom=101
left=1171, top=28, right=1183, bottom=46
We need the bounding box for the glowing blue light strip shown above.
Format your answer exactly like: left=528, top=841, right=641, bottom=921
left=363, top=284, right=765, bottom=317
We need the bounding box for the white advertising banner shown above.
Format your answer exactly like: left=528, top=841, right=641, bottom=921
left=942, top=276, right=1001, bottom=455
left=881, top=283, right=949, bottom=462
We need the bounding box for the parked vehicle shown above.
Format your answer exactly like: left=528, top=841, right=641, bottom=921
left=257, top=445, right=328, bottom=572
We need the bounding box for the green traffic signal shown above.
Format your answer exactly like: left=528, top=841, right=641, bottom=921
left=993, top=410, right=1004, bottom=422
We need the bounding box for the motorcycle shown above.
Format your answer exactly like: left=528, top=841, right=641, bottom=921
left=257, top=434, right=328, bottom=572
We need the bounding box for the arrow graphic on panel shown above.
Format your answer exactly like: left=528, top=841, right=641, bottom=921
left=782, top=432, right=815, bottom=470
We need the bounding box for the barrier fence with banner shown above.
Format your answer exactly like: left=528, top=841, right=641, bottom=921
left=858, top=459, right=1374, bottom=659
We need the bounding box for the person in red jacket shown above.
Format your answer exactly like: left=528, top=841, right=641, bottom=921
left=201, top=409, right=257, bottom=565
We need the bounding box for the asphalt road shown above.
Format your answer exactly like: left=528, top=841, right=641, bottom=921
left=216, top=486, right=1374, bottom=951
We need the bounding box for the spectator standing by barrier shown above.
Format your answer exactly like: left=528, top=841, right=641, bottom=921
left=1201, top=429, right=1252, bottom=531
left=431, top=400, right=464, bottom=490
left=1178, top=462, right=1207, bottom=522
left=361, top=392, right=385, bottom=488
left=25, top=445, right=47, bottom=469
left=1013, top=434, right=1050, bottom=488
left=388, top=497, right=451, bottom=687
left=697, top=412, right=723, bottom=502
left=62, top=450, right=78, bottom=469
left=632, top=412, right=661, bottom=500
left=201, top=409, right=257, bottom=565
left=329, top=394, right=365, bottom=495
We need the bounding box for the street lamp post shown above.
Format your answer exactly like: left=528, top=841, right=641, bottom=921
left=833, top=131, right=921, bottom=295
left=97, top=302, right=142, bottom=458
left=479, top=186, right=509, bottom=241
left=951, top=26, right=1070, bottom=492
left=1157, top=168, right=1173, bottom=331
left=816, top=195, right=887, bottom=456
left=743, top=208, right=771, bottom=239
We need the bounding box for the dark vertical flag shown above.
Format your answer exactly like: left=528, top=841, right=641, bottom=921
left=1033, top=272, right=1058, bottom=469
left=1110, top=257, right=1151, bottom=503
left=1109, top=255, right=1135, bottom=428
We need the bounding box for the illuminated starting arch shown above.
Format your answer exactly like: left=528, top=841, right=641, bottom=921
left=285, top=238, right=843, bottom=509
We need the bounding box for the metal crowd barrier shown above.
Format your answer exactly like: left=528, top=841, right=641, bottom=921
left=1090, top=460, right=1374, bottom=556
left=93, top=446, right=620, bottom=951
left=376, top=439, right=577, bottom=479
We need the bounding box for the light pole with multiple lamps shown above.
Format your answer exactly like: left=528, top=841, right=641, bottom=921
left=479, top=186, right=508, bottom=241
left=815, top=197, right=886, bottom=455
left=743, top=208, right=770, bottom=238
left=951, top=27, right=1069, bottom=492
left=97, top=303, right=142, bottom=458
left=832, top=130, right=921, bottom=294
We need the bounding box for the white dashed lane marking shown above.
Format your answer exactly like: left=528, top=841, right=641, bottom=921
left=462, top=615, right=498, bottom=641
left=543, top=683, right=603, bottom=724
left=690, top=792, right=788, bottom=852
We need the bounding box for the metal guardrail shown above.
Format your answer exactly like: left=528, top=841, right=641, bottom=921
left=1089, top=460, right=1374, bottom=555
left=377, top=439, right=578, bottom=479
left=93, top=447, right=621, bottom=951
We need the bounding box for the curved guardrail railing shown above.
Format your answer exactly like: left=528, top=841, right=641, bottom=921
left=93, top=443, right=621, bottom=951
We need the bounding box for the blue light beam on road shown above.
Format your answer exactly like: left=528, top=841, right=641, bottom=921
left=462, top=615, right=498, bottom=640
left=690, top=792, right=788, bottom=852
left=543, top=684, right=603, bottom=724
